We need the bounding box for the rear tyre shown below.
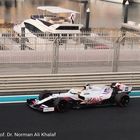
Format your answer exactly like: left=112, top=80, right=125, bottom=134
left=54, top=98, right=70, bottom=112
left=115, top=93, right=130, bottom=107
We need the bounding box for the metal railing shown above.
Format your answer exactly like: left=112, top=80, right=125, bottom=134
left=0, top=72, right=139, bottom=93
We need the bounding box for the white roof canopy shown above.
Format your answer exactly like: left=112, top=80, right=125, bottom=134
left=37, top=6, right=79, bottom=14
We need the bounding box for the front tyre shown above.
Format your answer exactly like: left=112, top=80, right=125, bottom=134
left=115, top=93, right=130, bottom=107
left=54, top=99, right=70, bottom=112
left=39, top=90, right=52, bottom=100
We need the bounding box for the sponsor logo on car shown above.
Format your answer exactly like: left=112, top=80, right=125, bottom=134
left=43, top=107, right=55, bottom=112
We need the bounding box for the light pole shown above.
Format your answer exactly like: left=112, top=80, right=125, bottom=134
left=124, top=0, right=129, bottom=23
left=85, top=8, right=90, bottom=31
left=121, top=0, right=129, bottom=45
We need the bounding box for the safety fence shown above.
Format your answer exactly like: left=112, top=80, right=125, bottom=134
left=0, top=30, right=139, bottom=51
left=0, top=72, right=139, bottom=93
left=0, top=31, right=140, bottom=74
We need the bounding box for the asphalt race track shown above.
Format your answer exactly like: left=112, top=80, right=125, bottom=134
left=0, top=98, right=140, bottom=140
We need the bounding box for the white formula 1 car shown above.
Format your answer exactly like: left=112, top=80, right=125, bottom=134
left=27, top=83, right=132, bottom=112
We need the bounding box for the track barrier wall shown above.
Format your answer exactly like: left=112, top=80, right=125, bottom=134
left=0, top=72, right=139, bottom=93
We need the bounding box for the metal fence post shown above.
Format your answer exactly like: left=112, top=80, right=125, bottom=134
left=21, top=27, right=25, bottom=50
left=51, top=36, right=59, bottom=74
left=112, top=40, right=120, bottom=72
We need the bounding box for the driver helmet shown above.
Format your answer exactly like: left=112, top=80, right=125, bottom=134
left=84, top=83, right=92, bottom=90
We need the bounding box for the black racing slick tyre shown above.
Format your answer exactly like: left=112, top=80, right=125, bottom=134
left=54, top=98, right=70, bottom=112
left=115, top=93, right=130, bottom=107
left=39, top=90, right=52, bottom=100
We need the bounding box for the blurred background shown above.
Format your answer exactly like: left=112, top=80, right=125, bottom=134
left=0, top=0, right=140, bottom=28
